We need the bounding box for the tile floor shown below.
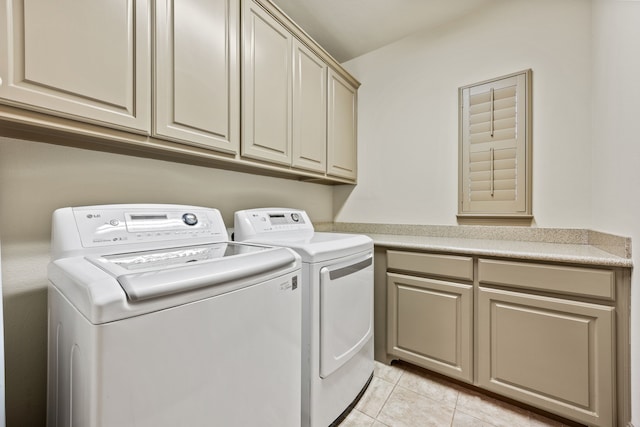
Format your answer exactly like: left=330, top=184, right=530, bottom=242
left=337, top=361, right=582, bottom=427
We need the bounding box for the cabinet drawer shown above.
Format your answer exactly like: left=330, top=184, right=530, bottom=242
left=478, top=259, right=615, bottom=300
left=387, top=250, right=473, bottom=281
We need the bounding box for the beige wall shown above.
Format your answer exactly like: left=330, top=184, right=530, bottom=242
left=0, top=136, right=334, bottom=426
left=0, top=137, right=334, bottom=242
left=336, top=0, right=639, bottom=424
left=335, top=0, right=593, bottom=228
left=590, top=1, right=640, bottom=424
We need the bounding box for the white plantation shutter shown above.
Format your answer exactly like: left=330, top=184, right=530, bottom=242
left=459, top=70, right=531, bottom=217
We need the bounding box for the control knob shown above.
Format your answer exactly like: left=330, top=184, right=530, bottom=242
left=182, top=213, right=198, bottom=226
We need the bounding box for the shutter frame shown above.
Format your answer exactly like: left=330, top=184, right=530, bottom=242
left=458, top=69, right=532, bottom=222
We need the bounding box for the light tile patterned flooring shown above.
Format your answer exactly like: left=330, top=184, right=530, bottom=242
left=338, top=361, right=581, bottom=427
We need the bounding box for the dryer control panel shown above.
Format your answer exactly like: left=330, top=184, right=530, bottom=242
left=234, top=208, right=314, bottom=240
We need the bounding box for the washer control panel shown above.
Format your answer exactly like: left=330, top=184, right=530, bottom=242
left=71, top=205, right=226, bottom=248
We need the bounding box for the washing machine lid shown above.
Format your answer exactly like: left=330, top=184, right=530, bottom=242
left=49, top=204, right=303, bottom=324
left=86, top=242, right=294, bottom=301
left=49, top=242, right=300, bottom=324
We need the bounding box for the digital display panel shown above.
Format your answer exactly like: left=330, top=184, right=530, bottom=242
left=269, top=214, right=288, bottom=225
left=129, top=214, right=169, bottom=221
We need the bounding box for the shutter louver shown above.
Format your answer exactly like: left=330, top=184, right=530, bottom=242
left=459, top=71, right=531, bottom=217
left=469, top=148, right=517, bottom=201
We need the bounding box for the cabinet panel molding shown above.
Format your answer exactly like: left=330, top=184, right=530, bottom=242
left=478, top=287, right=615, bottom=426
left=387, top=272, right=473, bottom=382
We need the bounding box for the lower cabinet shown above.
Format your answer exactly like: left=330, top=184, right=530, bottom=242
left=478, top=287, right=614, bottom=427
left=384, top=250, right=625, bottom=427
left=387, top=273, right=473, bottom=382
left=386, top=250, right=474, bottom=382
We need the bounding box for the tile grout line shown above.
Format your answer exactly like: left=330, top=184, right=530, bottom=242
left=373, top=366, right=405, bottom=421
left=396, top=366, right=474, bottom=427
left=373, top=362, right=571, bottom=427
left=449, top=389, right=463, bottom=427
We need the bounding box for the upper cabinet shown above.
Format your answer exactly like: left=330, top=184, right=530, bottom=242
left=241, top=0, right=359, bottom=181
left=0, top=0, right=359, bottom=184
left=292, top=41, right=327, bottom=173
left=0, top=0, right=151, bottom=133
left=241, top=0, right=293, bottom=165
left=327, top=69, right=357, bottom=180
left=154, top=0, right=239, bottom=154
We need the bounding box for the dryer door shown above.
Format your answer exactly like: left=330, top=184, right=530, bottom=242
left=319, top=251, right=373, bottom=378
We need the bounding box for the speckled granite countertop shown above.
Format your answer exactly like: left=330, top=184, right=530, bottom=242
left=367, top=233, right=632, bottom=267
left=323, top=223, right=633, bottom=268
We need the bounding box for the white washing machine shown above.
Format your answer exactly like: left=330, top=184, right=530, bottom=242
left=47, top=204, right=302, bottom=427
left=234, top=208, right=374, bottom=427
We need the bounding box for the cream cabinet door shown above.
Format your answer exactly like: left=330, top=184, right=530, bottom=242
left=327, top=69, right=357, bottom=180
left=154, top=0, right=239, bottom=154
left=478, top=287, right=614, bottom=427
left=387, top=272, right=473, bottom=382
left=0, top=0, right=150, bottom=132
left=292, top=40, right=327, bottom=173
left=241, top=0, right=292, bottom=165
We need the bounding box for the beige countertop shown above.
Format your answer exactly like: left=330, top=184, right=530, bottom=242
left=322, top=223, right=633, bottom=268
left=367, top=233, right=632, bottom=267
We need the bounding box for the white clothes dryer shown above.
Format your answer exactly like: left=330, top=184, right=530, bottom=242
left=48, top=204, right=302, bottom=427
left=234, top=208, right=374, bottom=427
